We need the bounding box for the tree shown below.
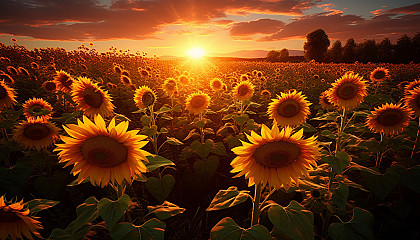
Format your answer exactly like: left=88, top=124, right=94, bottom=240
left=343, top=38, right=356, bottom=63
left=413, top=33, right=420, bottom=63
left=330, top=40, right=342, bottom=62
left=357, top=39, right=378, bottom=63
left=266, top=50, right=280, bottom=62
left=395, top=34, right=414, bottom=63
left=279, top=48, right=289, bottom=61
left=377, top=38, right=394, bottom=63
left=303, top=29, right=330, bottom=62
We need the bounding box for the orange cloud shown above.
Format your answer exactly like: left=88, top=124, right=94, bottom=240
left=230, top=19, right=285, bottom=36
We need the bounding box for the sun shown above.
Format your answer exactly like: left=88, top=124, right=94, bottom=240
left=187, top=47, right=206, bottom=59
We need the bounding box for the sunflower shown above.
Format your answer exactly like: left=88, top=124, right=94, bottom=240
left=233, top=81, right=254, bottom=101
left=366, top=103, right=413, bottom=135
left=72, top=76, right=115, bottom=118
left=0, top=196, right=43, bottom=240
left=210, top=78, right=223, bottom=91
left=0, top=81, right=17, bottom=110
left=178, top=75, right=189, bottom=85
left=319, top=91, right=335, bottom=110
left=53, top=70, right=73, bottom=93
left=267, top=90, right=311, bottom=127
left=22, top=98, right=53, bottom=120
left=404, top=87, right=420, bottom=117
left=0, top=73, right=14, bottom=84
left=328, top=72, right=367, bottom=110
left=261, top=89, right=271, bottom=99
left=231, top=124, right=320, bottom=190
left=370, top=67, right=389, bottom=82
left=162, top=78, right=177, bottom=96
left=42, top=80, right=57, bottom=93
left=113, top=65, right=122, bottom=75
left=120, top=75, right=132, bottom=85
left=134, top=86, right=157, bottom=109
left=12, top=118, right=60, bottom=151
left=185, top=92, right=211, bottom=115
left=54, top=115, right=151, bottom=187
left=404, top=79, right=420, bottom=94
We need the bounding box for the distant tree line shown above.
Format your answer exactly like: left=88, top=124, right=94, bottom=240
left=303, top=28, right=420, bottom=63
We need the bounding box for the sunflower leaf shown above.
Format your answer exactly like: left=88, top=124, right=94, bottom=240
left=97, top=194, right=130, bottom=229
left=146, top=174, right=175, bottom=203
left=147, top=201, right=186, bottom=220
left=332, top=183, right=349, bottom=209
left=166, top=137, right=184, bottom=146
left=145, top=155, right=175, bottom=172
left=268, top=200, right=314, bottom=240
left=110, top=219, right=166, bottom=240
left=210, top=217, right=271, bottom=240
left=206, top=186, right=250, bottom=211
left=328, top=208, right=374, bottom=240
left=26, top=199, right=59, bottom=215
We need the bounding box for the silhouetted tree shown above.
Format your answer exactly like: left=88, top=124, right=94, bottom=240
left=303, top=29, right=330, bottom=62
left=279, top=48, right=289, bottom=61
left=266, top=50, right=280, bottom=62
left=377, top=38, right=394, bottom=63
left=343, top=38, right=356, bottom=63
left=395, top=34, right=413, bottom=63
left=357, top=39, right=378, bottom=63
left=330, top=40, right=342, bottom=62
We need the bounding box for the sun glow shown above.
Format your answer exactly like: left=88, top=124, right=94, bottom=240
left=187, top=47, right=206, bottom=59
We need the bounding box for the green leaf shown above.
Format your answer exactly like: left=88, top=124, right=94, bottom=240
left=313, top=111, right=340, bottom=121
left=207, top=186, right=250, bottom=211
left=210, top=217, right=271, bottom=240
left=319, top=130, right=336, bottom=139
left=222, top=114, right=234, bottom=121
left=193, top=155, right=220, bottom=181
left=160, top=127, right=169, bottom=134
left=141, top=115, right=152, bottom=126
left=161, top=113, right=173, bottom=120
left=190, top=139, right=213, bottom=160
left=195, top=120, right=205, bottom=129
left=110, top=219, right=166, bottom=240
left=145, top=174, right=175, bottom=203
left=183, top=129, right=199, bottom=141
left=211, top=141, right=227, bottom=156
left=328, top=208, right=374, bottom=240
left=233, top=113, right=249, bottom=126
left=268, top=200, right=314, bottom=240
left=361, top=166, right=401, bottom=200
left=26, top=199, right=59, bottom=215
left=332, top=183, right=349, bottom=209
left=166, top=137, right=184, bottom=145
left=323, top=152, right=351, bottom=174
left=158, top=106, right=171, bottom=113
left=64, top=197, right=99, bottom=239
left=399, top=165, right=420, bottom=193
left=146, top=155, right=175, bottom=172
left=346, top=162, right=380, bottom=175
left=301, top=122, right=317, bottom=133
left=147, top=201, right=186, bottom=220
left=0, top=161, right=32, bottom=193
left=97, top=194, right=130, bottom=229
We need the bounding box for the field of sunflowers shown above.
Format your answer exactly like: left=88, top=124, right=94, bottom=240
left=1, top=43, right=420, bottom=240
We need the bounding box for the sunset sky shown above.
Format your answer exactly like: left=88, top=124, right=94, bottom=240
left=0, top=0, right=419, bottom=57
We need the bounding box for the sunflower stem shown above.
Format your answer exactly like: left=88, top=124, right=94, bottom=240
left=199, top=113, right=205, bottom=144
left=251, top=183, right=262, bottom=227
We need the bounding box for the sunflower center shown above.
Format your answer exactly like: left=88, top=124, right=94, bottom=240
left=377, top=109, right=403, bottom=126
left=336, top=82, right=357, bottom=100
left=238, top=85, right=250, bottom=96
left=277, top=99, right=300, bottom=118
left=0, top=209, right=21, bottom=222
left=373, top=71, right=386, bottom=80
left=61, top=76, right=72, bottom=88
left=253, top=141, right=300, bottom=168
left=81, top=135, right=128, bottom=167
left=191, top=96, right=206, bottom=108
left=23, top=123, right=50, bottom=140
left=0, top=85, right=6, bottom=99
left=142, top=92, right=155, bottom=107
left=83, top=89, right=103, bottom=108
left=212, top=81, right=221, bottom=89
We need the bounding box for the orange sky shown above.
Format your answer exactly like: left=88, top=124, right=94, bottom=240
left=0, top=0, right=419, bottom=57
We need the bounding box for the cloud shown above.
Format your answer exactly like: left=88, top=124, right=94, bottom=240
left=230, top=19, right=285, bottom=36
left=259, top=8, right=420, bottom=42
left=0, top=0, right=317, bottom=40
left=370, top=9, right=384, bottom=16
left=385, top=2, right=420, bottom=14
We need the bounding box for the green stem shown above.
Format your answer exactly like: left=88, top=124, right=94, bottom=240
left=199, top=113, right=205, bottom=144
left=330, top=108, right=347, bottom=191
left=149, top=105, right=158, bottom=154
left=251, top=183, right=262, bottom=226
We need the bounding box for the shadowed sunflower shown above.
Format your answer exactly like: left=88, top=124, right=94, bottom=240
left=404, top=79, right=420, bottom=95
left=54, top=115, right=151, bottom=187
left=231, top=124, right=320, bottom=190
left=179, top=75, right=189, bottom=85
left=0, top=81, right=17, bottom=110
left=319, top=90, right=335, bottom=110
left=370, top=67, right=389, bottom=82
left=72, top=76, right=115, bottom=118
left=0, top=196, right=43, bottom=240
left=210, top=78, right=223, bottom=91
left=134, top=86, right=157, bottom=109
left=404, top=87, right=420, bottom=117
left=328, top=72, right=367, bottom=110
left=13, top=118, right=60, bottom=151
left=185, top=92, right=211, bottom=115
left=163, top=78, right=177, bottom=96
left=367, top=103, right=413, bottom=135
left=261, top=89, right=271, bottom=99
left=267, top=90, right=311, bottom=127
left=53, top=70, right=73, bottom=93
left=233, top=81, right=254, bottom=101
left=22, top=98, right=53, bottom=120
left=42, top=80, right=57, bottom=93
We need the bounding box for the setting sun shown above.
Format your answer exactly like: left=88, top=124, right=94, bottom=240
left=187, top=47, right=206, bottom=59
